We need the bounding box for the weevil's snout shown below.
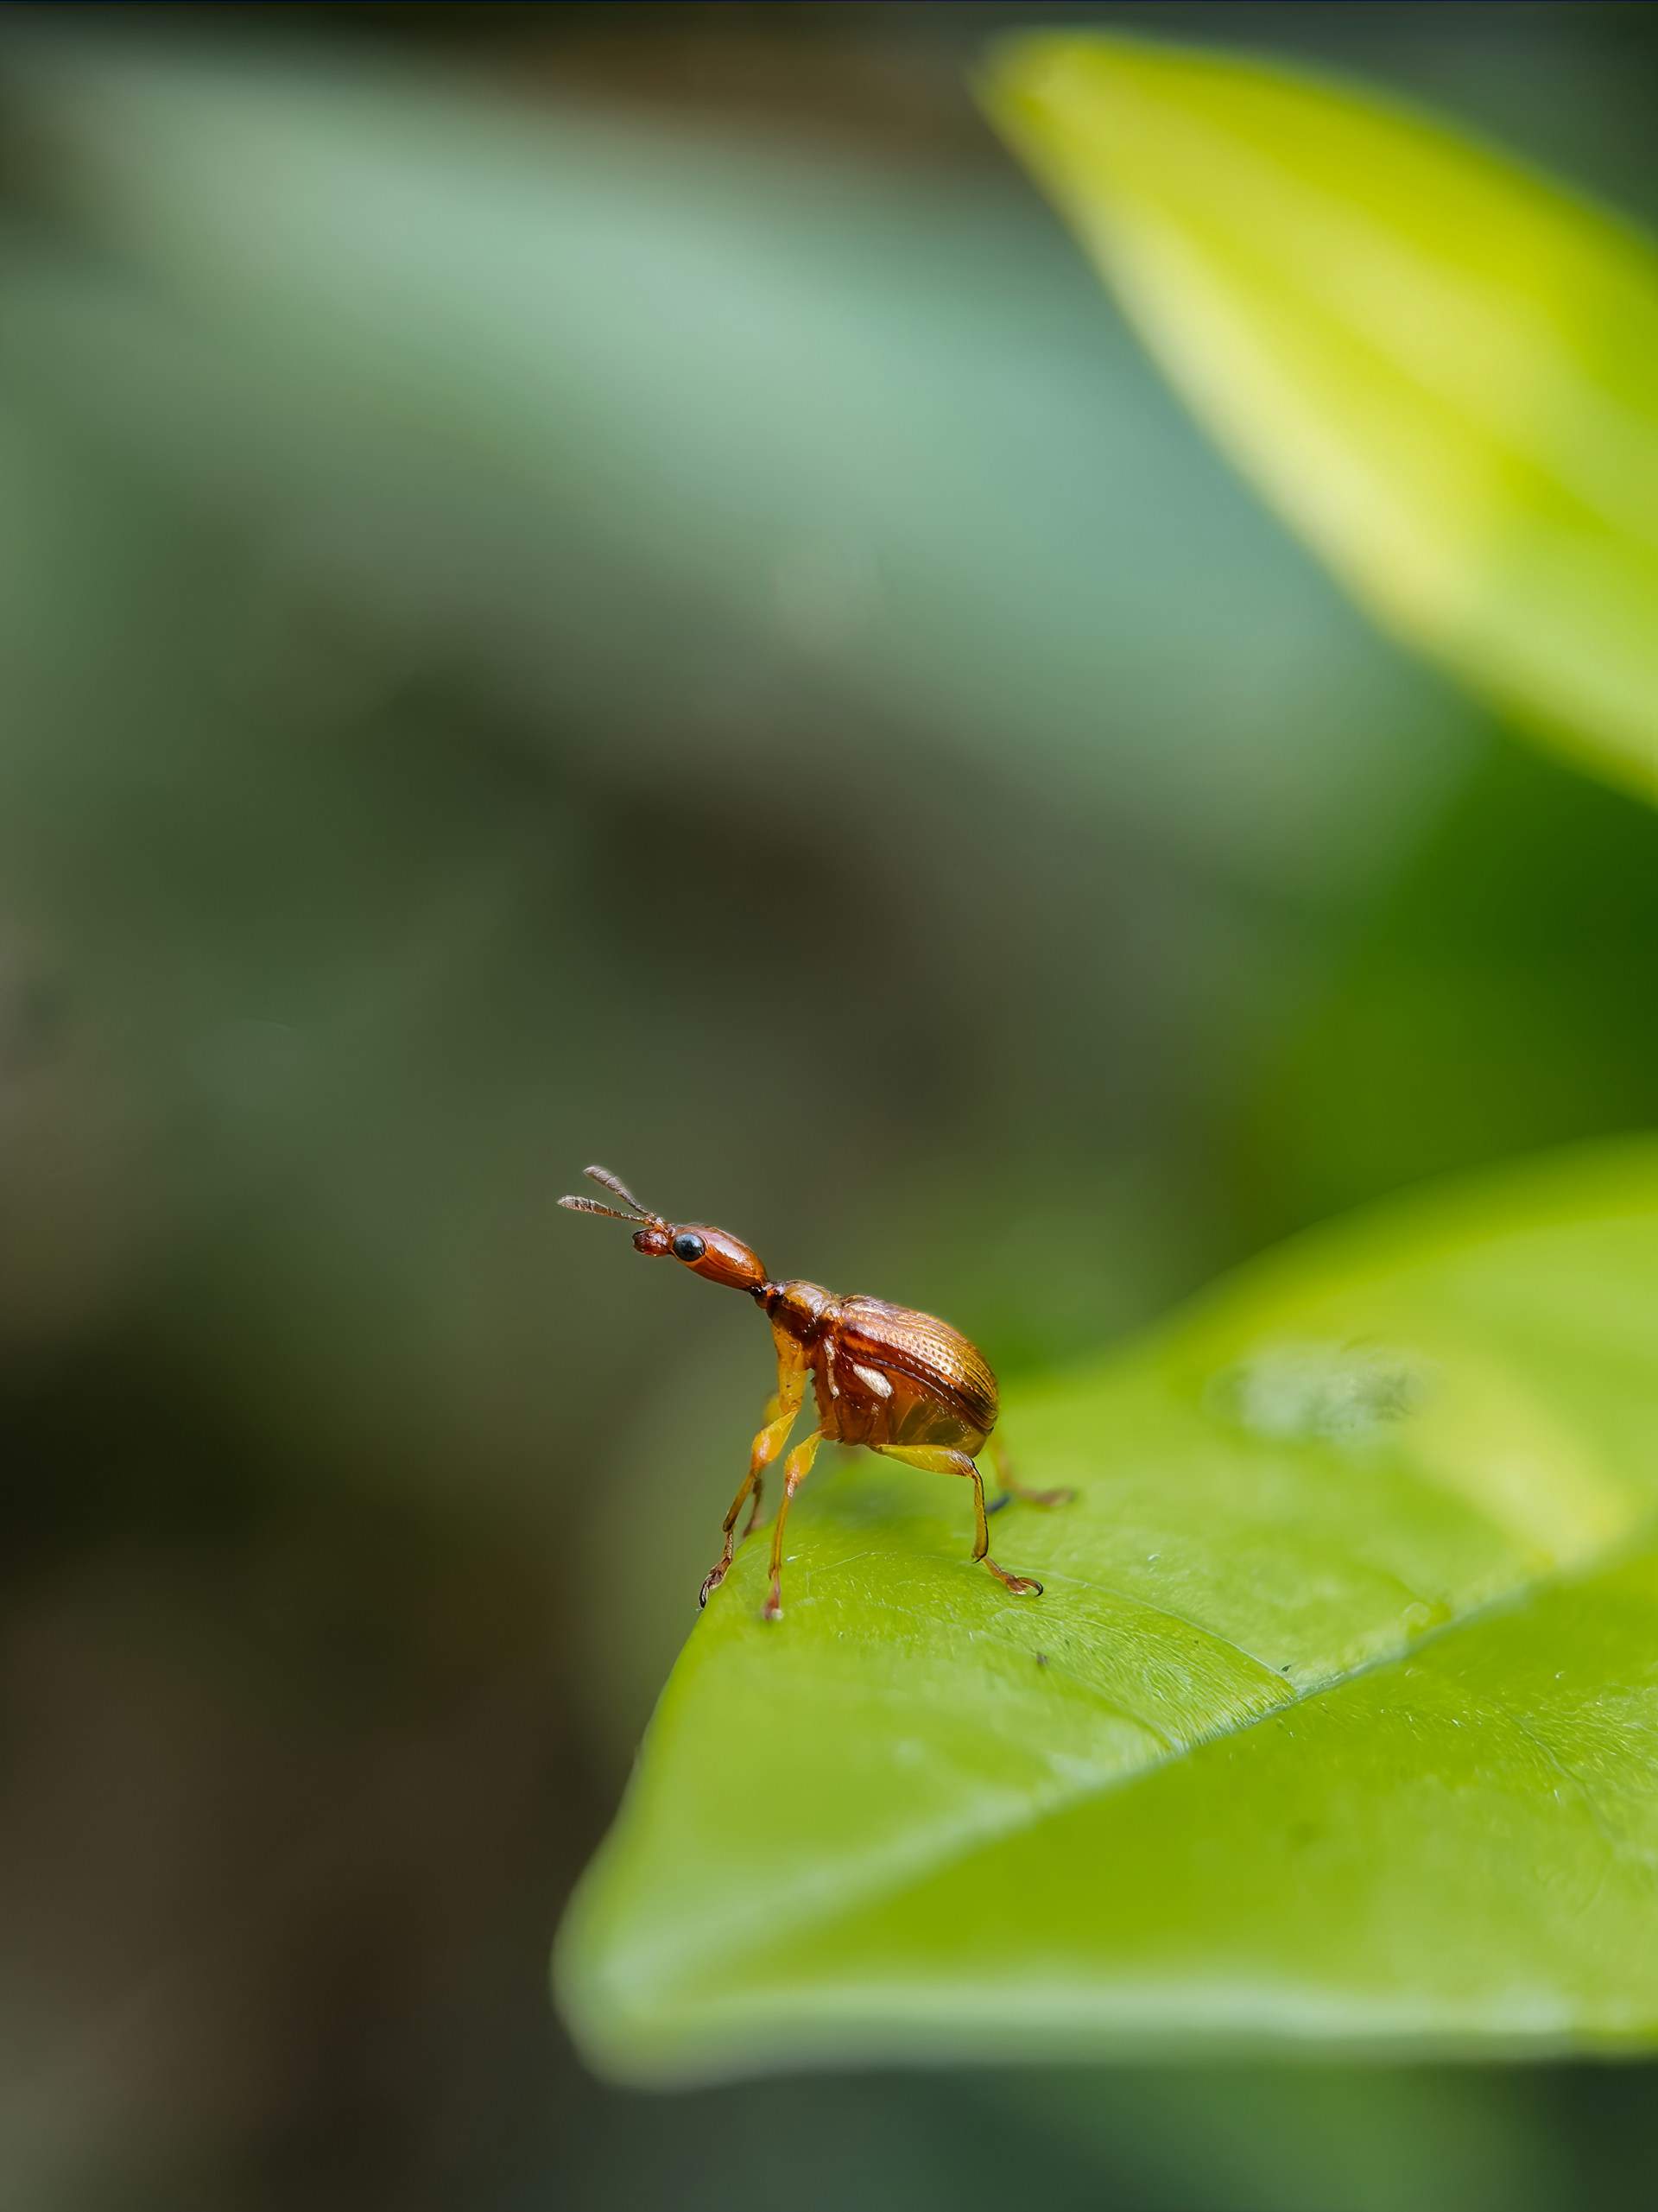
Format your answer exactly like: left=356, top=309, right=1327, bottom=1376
left=630, top=1222, right=672, bottom=1258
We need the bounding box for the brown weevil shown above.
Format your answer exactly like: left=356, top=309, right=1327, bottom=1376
left=560, top=1166, right=1072, bottom=1619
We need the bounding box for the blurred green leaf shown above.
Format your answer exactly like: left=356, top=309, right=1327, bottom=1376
left=983, top=34, right=1658, bottom=805
left=0, top=29, right=1477, bottom=902
left=560, top=1140, right=1658, bottom=2079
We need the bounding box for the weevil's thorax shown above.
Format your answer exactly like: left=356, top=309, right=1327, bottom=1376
left=763, top=1277, right=839, bottom=1347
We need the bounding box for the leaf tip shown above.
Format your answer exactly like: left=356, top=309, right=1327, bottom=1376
left=977, top=28, right=1205, bottom=143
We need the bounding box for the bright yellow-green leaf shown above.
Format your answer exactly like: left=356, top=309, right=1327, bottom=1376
left=981, top=34, right=1658, bottom=805
left=557, top=1140, right=1658, bottom=2081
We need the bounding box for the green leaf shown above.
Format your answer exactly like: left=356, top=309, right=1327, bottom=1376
left=557, top=1140, right=1658, bottom=2081
left=980, top=34, right=1658, bottom=806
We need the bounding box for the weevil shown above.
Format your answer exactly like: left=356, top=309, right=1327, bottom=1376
left=560, top=1166, right=1072, bottom=1619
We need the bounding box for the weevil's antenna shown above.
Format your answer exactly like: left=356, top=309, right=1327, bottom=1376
left=584, top=1165, right=655, bottom=1215
left=557, top=1165, right=661, bottom=1225
left=558, top=1195, right=642, bottom=1222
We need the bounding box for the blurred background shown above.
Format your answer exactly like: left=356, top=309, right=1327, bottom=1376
left=3, top=3, right=1657, bottom=2208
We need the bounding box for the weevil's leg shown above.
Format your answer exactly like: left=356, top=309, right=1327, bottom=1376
left=699, top=1327, right=807, bottom=1608
left=873, top=1443, right=1042, bottom=1596
left=985, top=1433, right=1075, bottom=1515
left=744, top=1391, right=785, bottom=1537
left=763, top=1429, right=825, bottom=1622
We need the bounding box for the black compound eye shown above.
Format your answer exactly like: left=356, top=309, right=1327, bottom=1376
left=672, top=1232, right=706, bottom=1264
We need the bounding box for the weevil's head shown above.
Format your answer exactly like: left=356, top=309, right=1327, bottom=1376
left=559, top=1167, right=769, bottom=1294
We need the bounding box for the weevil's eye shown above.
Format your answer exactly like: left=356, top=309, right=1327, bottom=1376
left=671, top=1231, right=706, bottom=1264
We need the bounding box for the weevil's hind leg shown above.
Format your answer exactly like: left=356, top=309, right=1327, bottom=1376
left=985, top=1433, right=1076, bottom=1516
left=872, top=1443, right=1043, bottom=1597
left=699, top=1335, right=807, bottom=1609
left=763, top=1429, right=824, bottom=1622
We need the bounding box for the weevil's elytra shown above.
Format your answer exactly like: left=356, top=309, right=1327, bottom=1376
left=560, top=1165, right=1073, bottom=1619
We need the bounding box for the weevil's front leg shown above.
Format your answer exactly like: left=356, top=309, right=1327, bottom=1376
left=762, top=1428, right=824, bottom=1621
left=984, top=1433, right=1076, bottom=1517
left=699, top=1326, right=807, bottom=1608
left=873, top=1443, right=1043, bottom=1596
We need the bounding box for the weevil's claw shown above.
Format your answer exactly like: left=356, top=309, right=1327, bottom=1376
left=762, top=1579, right=783, bottom=1623
left=698, top=1562, right=729, bottom=1609
left=1003, top=1574, right=1043, bottom=1597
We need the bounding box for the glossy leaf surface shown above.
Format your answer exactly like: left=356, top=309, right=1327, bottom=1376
left=983, top=34, right=1658, bottom=803
left=559, top=1143, right=1658, bottom=2080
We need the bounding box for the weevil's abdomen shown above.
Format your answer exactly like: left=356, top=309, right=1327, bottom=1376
left=832, top=1295, right=998, bottom=1448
